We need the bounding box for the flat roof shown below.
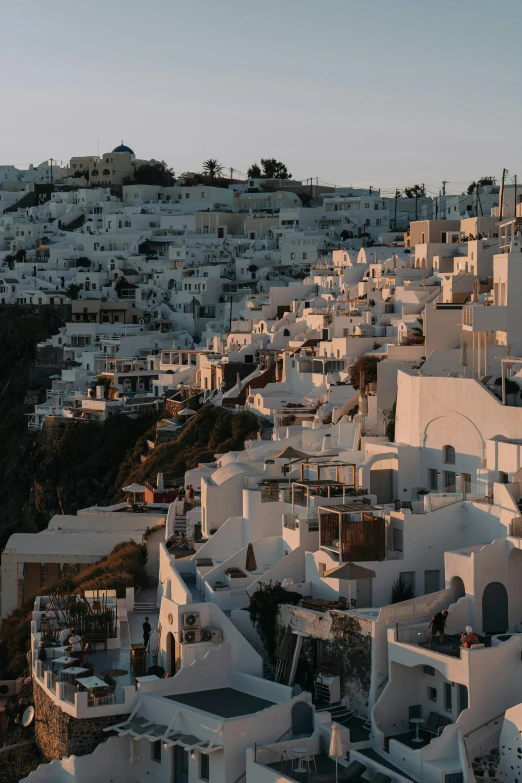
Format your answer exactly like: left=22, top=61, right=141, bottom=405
left=166, top=687, right=275, bottom=718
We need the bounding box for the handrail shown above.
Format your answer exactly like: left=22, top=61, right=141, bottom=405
left=463, top=711, right=505, bottom=738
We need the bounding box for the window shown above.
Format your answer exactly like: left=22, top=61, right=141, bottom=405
left=428, top=468, right=438, bottom=491
left=151, top=740, right=162, bottom=762
left=424, top=570, right=440, bottom=594
left=392, top=528, right=403, bottom=552
left=444, top=682, right=453, bottom=712
left=399, top=572, right=415, bottom=593
left=444, top=471, right=456, bottom=491
left=423, top=665, right=435, bottom=676
left=200, top=753, right=210, bottom=780
left=443, top=445, right=455, bottom=464
left=91, top=169, right=99, bottom=176
left=428, top=686, right=437, bottom=702
left=302, top=252, right=307, bottom=259
left=376, top=219, right=381, bottom=226
left=499, top=471, right=509, bottom=484
left=103, top=169, right=110, bottom=176
left=364, top=202, right=370, bottom=208
left=290, top=253, right=295, bottom=260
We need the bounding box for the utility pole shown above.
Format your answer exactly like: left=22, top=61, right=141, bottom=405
left=394, top=189, right=399, bottom=230
left=435, top=196, right=438, bottom=220
left=514, top=174, right=518, bottom=220
left=229, top=167, right=233, bottom=182
left=50, top=158, right=53, bottom=187
left=499, top=168, right=507, bottom=221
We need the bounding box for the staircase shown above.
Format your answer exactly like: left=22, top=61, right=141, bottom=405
left=133, top=601, right=158, bottom=613
left=263, top=660, right=275, bottom=681
left=174, top=515, right=187, bottom=533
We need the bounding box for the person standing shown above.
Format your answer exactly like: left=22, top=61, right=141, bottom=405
left=142, top=617, right=152, bottom=652
left=428, top=610, right=449, bottom=644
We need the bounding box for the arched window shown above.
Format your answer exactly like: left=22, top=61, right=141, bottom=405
left=283, top=328, right=290, bottom=337
left=443, top=445, right=455, bottom=464
left=103, top=169, right=110, bottom=176
left=91, top=169, right=99, bottom=176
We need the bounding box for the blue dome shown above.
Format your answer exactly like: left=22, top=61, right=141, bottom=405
left=112, top=143, right=134, bottom=154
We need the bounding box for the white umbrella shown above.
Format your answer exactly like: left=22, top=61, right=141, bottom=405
left=129, top=737, right=139, bottom=764
left=122, top=483, right=146, bottom=504
left=178, top=407, right=196, bottom=417
left=460, top=341, right=467, bottom=368
left=329, top=722, right=343, bottom=783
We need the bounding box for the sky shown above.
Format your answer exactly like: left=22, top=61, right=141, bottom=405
left=2, top=0, right=522, bottom=194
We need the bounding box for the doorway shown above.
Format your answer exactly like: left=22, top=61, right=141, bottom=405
left=482, top=582, right=508, bottom=634
left=444, top=471, right=456, bottom=491
left=173, top=746, right=188, bottom=783
left=166, top=632, right=176, bottom=676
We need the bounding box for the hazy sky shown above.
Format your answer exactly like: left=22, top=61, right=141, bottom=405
left=2, top=0, right=521, bottom=193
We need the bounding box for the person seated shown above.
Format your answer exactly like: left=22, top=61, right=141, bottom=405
left=460, top=626, right=479, bottom=648
left=67, top=631, right=83, bottom=660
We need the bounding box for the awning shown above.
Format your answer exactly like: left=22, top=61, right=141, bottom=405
left=269, top=446, right=310, bottom=460
left=324, top=562, right=376, bottom=580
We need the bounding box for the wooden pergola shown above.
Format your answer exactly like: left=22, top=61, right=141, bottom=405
left=318, top=503, right=386, bottom=563
left=299, top=460, right=357, bottom=485
left=291, top=478, right=352, bottom=521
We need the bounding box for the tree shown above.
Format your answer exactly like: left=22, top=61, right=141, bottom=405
left=404, top=184, right=426, bottom=198
left=385, top=399, right=397, bottom=442
left=467, top=176, right=495, bottom=195
left=65, top=283, right=81, bottom=300
left=247, top=163, right=262, bottom=178
left=348, top=355, right=381, bottom=390
left=15, top=248, right=26, bottom=263
left=124, top=160, right=175, bottom=187
left=260, top=158, right=292, bottom=179
left=202, top=159, right=224, bottom=182
left=391, top=576, right=415, bottom=604
left=75, top=257, right=91, bottom=268
left=180, top=171, right=205, bottom=184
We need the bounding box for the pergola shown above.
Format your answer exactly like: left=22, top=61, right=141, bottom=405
left=317, top=503, right=386, bottom=563
left=299, top=460, right=357, bottom=485
left=291, top=479, right=353, bottom=521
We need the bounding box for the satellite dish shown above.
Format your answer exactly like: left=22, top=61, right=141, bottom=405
left=22, top=706, right=35, bottom=727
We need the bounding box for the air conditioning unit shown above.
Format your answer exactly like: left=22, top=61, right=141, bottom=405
left=201, top=626, right=223, bottom=644
left=182, top=611, right=200, bottom=628
left=181, top=628, right=202, bottom=644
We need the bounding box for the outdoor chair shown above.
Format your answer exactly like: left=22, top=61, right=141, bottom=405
left=342, top=760, right=367, bottom=781
left=367, top=774, right=392, bottom=783
left=90, top=686, right=109, bottom=706
left=337, top=596, right=347, bottom=607
left=419, top=712, right=440, bottom=736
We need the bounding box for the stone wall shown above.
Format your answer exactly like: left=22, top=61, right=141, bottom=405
left=278, top=605, right=373, bottom=715
left=33, top=679, right=128, bottom=760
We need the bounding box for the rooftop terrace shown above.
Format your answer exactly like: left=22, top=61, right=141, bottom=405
left=167, top=686, right=275, bottom=718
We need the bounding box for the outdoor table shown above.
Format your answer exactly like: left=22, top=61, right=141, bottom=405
left=60, top=666, right=88, bottom=684
left=51, top=655, right=76, bottom=670
left=411, top=717, right=425, bottom=743
left=76, top=676, right=107, bottom=690
left=292, top=747, right=309, bottom=773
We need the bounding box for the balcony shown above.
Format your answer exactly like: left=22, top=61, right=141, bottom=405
left=462, top=303, right=507, bottom=332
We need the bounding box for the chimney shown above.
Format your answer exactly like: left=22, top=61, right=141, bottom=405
left=322, top=433, right=333, bottom=452
left=95, top=385, right=104, bottom=399
left=157, top=473, right=164, bottom=491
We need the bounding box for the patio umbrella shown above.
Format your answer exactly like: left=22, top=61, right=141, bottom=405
left=460, top=341, right=468, bottom=368
left=329, top=722, right=343, bottom=783
left=245, top=543, right=257, bottom=572
left=178, top=407, right=196, bottom=417
left=122, top=483, right=146, bottom=504
left=129, top=737, right=139, bottom=764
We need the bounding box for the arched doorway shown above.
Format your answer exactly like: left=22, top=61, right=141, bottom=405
left=166, top=632, right=176, bottom=676
left=450, top=576, right=465, bottom=603
left=482, top=582, right=508, bottom=634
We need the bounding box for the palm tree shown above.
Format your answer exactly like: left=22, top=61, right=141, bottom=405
left=202, top=159, right=224, bottom=183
